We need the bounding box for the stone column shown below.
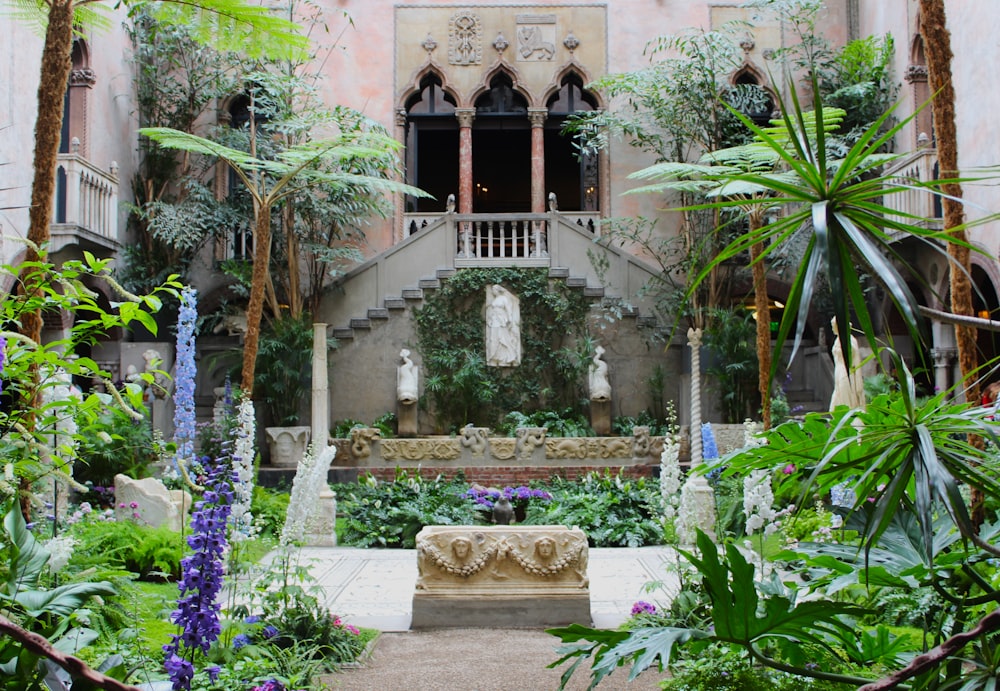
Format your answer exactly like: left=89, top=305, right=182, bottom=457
left=528, top=108, right=548, bottom=214
left=393, top=108, right=408, bottom=243
left=311, top=323, right=329, bottom=449
left=456, top=109, right=476, bottom=214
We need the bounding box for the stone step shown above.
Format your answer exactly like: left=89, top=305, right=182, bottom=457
left=401, top=288, right=424, bottom=300
left=418, top=278, right=441, bottom=290
left=350, top=318, right=372, bottom=330
left=583, top=286, right=605, bottom=298
left=332, top=327, right=354, bottom=340
left=436, top=267, right=457, bottom=280
left=384, top=296, right=407, bottom=310
left=548, top=267, right=570, bottom=279
left=566, top=276, right=587, bottom=288
left=368, top=307, right=390, bottom=320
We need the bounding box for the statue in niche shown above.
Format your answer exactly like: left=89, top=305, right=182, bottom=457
left=485, top=284, right=521, bottom=367
left=588, top=345, right=611, bottom=401
left=397, top=348, right=419, bottom=404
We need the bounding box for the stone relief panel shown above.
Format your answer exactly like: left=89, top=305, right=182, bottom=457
left=459, top=426, right=490, bottom=456
left=490, top=438, right=517, bottom=461
left=515, top=427, right=546, bottom=460
left=516, top=14, right=557, bottom=62
left=449, top=11, right=482, bottom=65
left=349, top=427, right=381, bottom=459
left=381, top=438, right=461, bottom=462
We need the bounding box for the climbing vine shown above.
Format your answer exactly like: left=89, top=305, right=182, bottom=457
left=414, top=268, right=592, bottom=432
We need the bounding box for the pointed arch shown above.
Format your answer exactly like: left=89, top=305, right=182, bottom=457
left=469, top=63, right=532, bottom=110
left=727, top=61, right=775, bottom=126
left=399, top=65, right=460, bottom=112
left=541, top=64, right=602, bottom=111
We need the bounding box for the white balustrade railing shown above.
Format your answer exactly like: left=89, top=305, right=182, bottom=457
left=882, top=148, right=941, bottom=228
left=54, top=153, right=119, bottom=242
left=454, top=213, right=549, bottom=261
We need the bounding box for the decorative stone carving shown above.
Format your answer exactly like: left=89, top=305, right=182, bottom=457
left=515, top=14, right=556, bottom=61
left=70, top=68, right=96, bottom=87
left=114, top=474, right=190, bottom=532
left=266, top=426, right=311, bottom=467
left=413, top=526, right=590, bottom=628
left=459, top=425, right=489, bottom=456
left=595, top=437, right=631, bottom=459
left=588, top=345, right=611, bottom=402
left=212, top=310, right=248, bottom=337
left=381, top=438, right=461, bottom=462
left=421, top=32, right=438, bottom=54
left=397, top=348, right=419, bottom=404
left=515, top=427, right=546, bottom=460
left=563, top=31, right=579, bottom=53
left=906, top=63, right=929, bottom=83
left=493, top=32, right=509, bottom=54
left=545, top=438, right=587, bottom=459
left=632, top=426, right=651, bottom=458
left=490, top=438, right=517, bottom=460
left=740, top=34, right=755, bottom=52
left=829, top=319, right=865, bottom=411
left=349, top=427, right=381, bottom=459
left=485, top=284, right=521, bottom=367
left=142, top=348, right=170, bottom=398
left=449, top=12, right=482, bottom=65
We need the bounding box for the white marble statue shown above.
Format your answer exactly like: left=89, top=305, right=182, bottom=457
left=485, top=284, right=521, bottom=367
left=588, top=345, right=611, bottom=401
left=829, top=318, right=866, bottom=411
left=397, top=348, right=419, bottom=404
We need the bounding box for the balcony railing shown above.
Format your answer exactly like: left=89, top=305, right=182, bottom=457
left=51, top=151, right=119, bottom=253
left=882, top=148, right=942, bottom=229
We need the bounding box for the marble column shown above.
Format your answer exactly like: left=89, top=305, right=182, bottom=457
left=311, top=323, right=329, bottom=449
left=528, top=108, right=548, bottom=214
left=456, top=109, right=476, bottom=214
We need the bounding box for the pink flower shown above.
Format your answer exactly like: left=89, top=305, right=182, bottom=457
left=346, top=624, right=360, bottom=635
left=782, top=464, right=796, bottom=475
left=129, top=501, right=139, bottom=509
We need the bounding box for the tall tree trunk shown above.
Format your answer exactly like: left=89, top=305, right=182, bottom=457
left=750, top=235, right=772, bottom=430
left=920, top=0, right=984, bottom=523
left=284, top=202, right=301, bottom=319
left=22, top=0, right=75, bottom=345
left=242, top=202, right=272, bottom=395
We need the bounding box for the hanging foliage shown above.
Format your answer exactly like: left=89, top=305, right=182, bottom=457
left=414, top=268, right=592, bottom=432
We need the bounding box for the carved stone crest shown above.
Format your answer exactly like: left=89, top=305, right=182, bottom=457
left=449, top=12, right=482, bottom=65
left=516, top=14, right=556, bottom=62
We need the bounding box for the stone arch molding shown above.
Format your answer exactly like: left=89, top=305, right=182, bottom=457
left=399, top=64, right=461, bottom=112
left=541, top=62, right=603, bottom=110
left=469, top=61, right=534, bottom=109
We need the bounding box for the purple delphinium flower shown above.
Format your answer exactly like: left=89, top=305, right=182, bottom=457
left=172, top=287, right=198, bottom=474
left=232, top=634, right=250, bottom=650
left=163, top=453, right=233, bottom=689
left=261, top=625, right=279, bottom=639
left=701, top=422, right=719, bottom=460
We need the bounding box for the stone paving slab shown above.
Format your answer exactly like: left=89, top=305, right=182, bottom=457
left=291, top=545, right=679, bottom=632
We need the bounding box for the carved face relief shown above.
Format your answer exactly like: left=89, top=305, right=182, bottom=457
left=452, top=537, right=473, bottom=560
left=535, top=537, right=556, bottom=560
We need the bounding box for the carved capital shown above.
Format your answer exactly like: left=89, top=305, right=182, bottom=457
left=687, top=327, right=703, bottom=349
left=70, top=68, right=96, bottom=87
left=527, top=108, right=548, bottom=128
left=905, top=63, right=929, bottom=83
left=395, top=108, right=408, bottom=128
left=455, top=108, right=476, bottom=128
left=930, top=347, right=956, bottom=367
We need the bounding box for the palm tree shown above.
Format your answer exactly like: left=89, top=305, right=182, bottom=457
left=140, top=123, right=426, bottom=392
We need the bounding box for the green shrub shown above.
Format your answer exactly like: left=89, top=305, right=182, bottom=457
left=528, top=470, right=665, bottom=547
left=334, top=471, right=480, bottom=548
left=496, top=408, right=594, bottom=437
left=251, top=485, right=289, bottom=539
left=75, top=405, right=162, bottom=487
left=660, top=646, right=852, bottom=691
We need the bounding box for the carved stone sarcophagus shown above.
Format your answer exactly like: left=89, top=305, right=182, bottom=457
left=411, top=525, right=591, bottom=628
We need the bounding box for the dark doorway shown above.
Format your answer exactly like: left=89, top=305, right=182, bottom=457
left=472, top=128, right=530, bottom=212
left=411, top=128, right=459, bottom=212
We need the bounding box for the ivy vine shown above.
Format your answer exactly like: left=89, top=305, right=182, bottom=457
left=414, top=268, right=593, bottom=432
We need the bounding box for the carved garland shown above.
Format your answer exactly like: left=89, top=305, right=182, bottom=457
left=423, top=542, right=498, bottom=577
left=506, top=541, right=584, bottom=577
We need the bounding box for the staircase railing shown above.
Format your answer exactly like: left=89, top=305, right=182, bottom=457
left=52, top=151, right=119, bottom=251
left=882, top=148, right=941, bottom=229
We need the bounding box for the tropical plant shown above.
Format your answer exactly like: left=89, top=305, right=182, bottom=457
left=74, top=401, right=162, bottom=487
left=0, top=506, right=119, bottom=687
left=701, top=307, right=760, bottom=423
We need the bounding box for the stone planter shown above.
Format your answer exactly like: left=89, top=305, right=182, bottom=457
left=265, top=426, right=311, bottom=467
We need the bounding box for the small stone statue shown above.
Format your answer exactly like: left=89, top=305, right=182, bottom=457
left=492, top=496, right=514, bottom=525
left=588, top=345, right=611, bottom=402
left=485, top=284, right=521, bottom=367
left=397, top=348, right=419, bottom=404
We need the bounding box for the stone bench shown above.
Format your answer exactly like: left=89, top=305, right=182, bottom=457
left=412, top=525, right=590, bottom=629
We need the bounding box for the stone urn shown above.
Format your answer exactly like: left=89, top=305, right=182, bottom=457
left=265, top=426, right=311, bottom=467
